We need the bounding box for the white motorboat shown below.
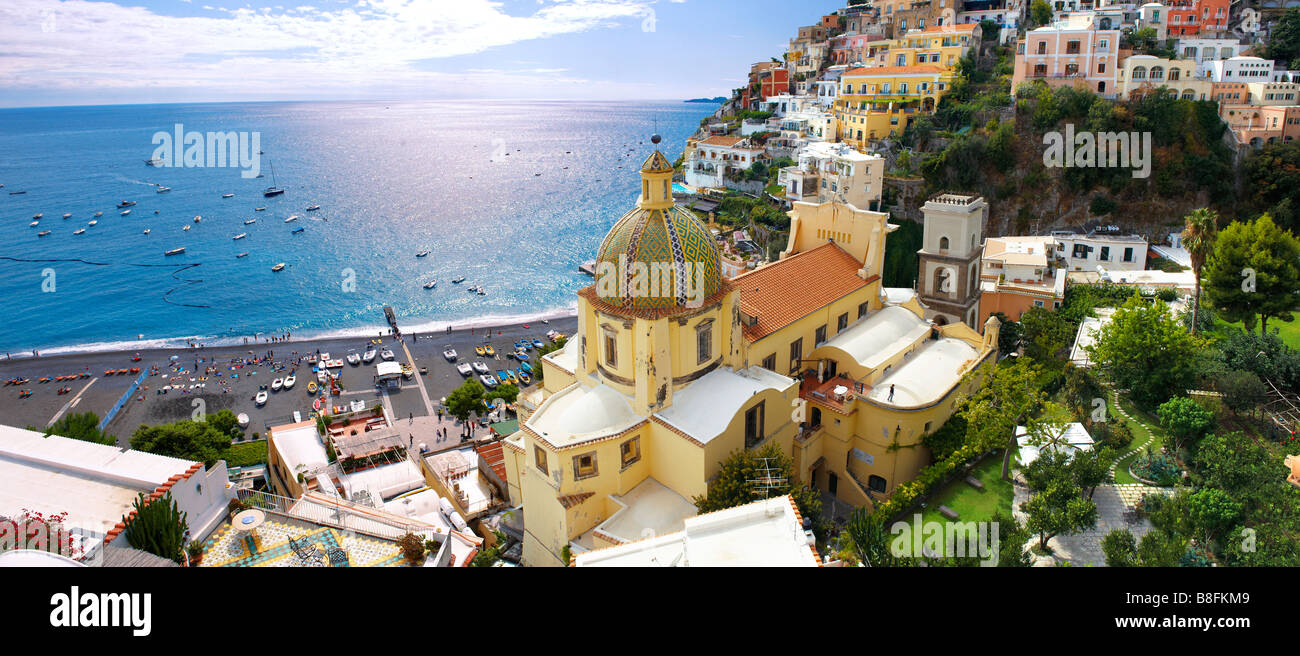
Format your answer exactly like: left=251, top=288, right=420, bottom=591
left=443, top=347, right=458, bottom=361
left=362, top=349, right=377, bottom=363
left=94, top=212, right=103, bottom=217
left=73, top=228, right=85, bottom=235
left=233, top=233, right=247, bottom=240
left=120, top=210, right=131, bottom=216
left=143, top=229, right=150, bottom=234
left=244, top=219, right=256, bottom=225
left=183, top=225, right=190, bottom=231
left=62, top=213, right=71, bottom=219
left=156, top=186, right=170, bottom=193
left=346, top=352, right=361, bottom=366
left=235, top=251, right=248, bottom=258
left=222, top=193, right=234, bottom=198
left=271, top=263, right=285, bottom=272
left=29, top=221, right=38, bottom=227
left=283, top=373, right=296, bottom=389
left=423, top=280, right=436, bottom=289
left=88, top=220, right=97, bottom=226
left=305, top=204, right=320, bottom=211
left=456, top=362, right=473, bottom=377
left=416, top=250, right=430, bottom=257
left=479, top=374, right=498, bottom=389
left=193, top=216, right=201, bottom=223
left=255, top=390, right=268, bottom=406
left=451, top=276, right=466, bottom=284
left=380, top=349, right=395, bottom=361
left=284, top=215, right=299, bottom=223
left=472, top=361, right=490, bottom=375
left=255, top=207, right=265, bottom=212
left=271, top=378, right=283, bottom=391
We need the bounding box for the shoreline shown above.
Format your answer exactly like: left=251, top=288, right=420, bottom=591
left=2, top=304, right=581, bottom=361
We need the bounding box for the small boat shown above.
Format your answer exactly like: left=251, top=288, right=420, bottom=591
left=255, top=207, right=266, bottom=212
left=291, top=227, right=304, bottom=234
left=33, top=213, right=43, bottom=220
left=305, top=204, right=320, bottom=211
left=236, top=252, right=248, bottom=258
left=516, top=370, right=531, bottom=385
left=156, top=186, right=170, bottom=193
left=515, top=351, right=530, bottom=362
left=117, top=201, right=136, bottom=208
left=474, top=345, right=485, bottom=357
left=452, top=276, right=465, bottom=284
left=29, top=221, right=38, bottom=227
left=479, top=374, right=498, bottom=388
left=271, top=263, right=285, bottom=272
left=62, top=213, right=71, bottom=219
left=472, top=361, right=490, bottom=374
left=478, top=288, right=486, bottom=296
left=121, top=209, right=131, bottom=216
left=146, top=158, right=163, bottom=166
left=222, top=193, right=234, bottom=198
left=283, top=373, right=295, bottom=389
left=532, top=339, right=545, bottom=349
left=165, top=247, right=185, bottom=256
left=346, top=352, right=361, bottom=366
left=284, top=215, right=299, bottom=223
left=423, top=280, right=436, bottom=289
left=263, top=187, right=284, bottom=197
left=193, top=216, right=201, bottom=223
left=183, top=225, right=191, bottom=231
left=143, top=229, right=151, bottom=235
left=37, top=230, right=51, bottom=237
left=416, top=250, right=430, bottom=257
left=73, top=228, right=85, bottom=235
left=456, top=362, right=473, bottom=377
left=244, top=219, right=256, bottom=225
left=362, top=349, right=377, bottom=363
left=307, top=381, right=318, bottom=394
left=443, top=347, right=458, bottom=361
left=519, top=361, right=533, bottom=374
left=233, top=233, right=246, bottom=240
left=94, top=212, right=103, bottom=217
left=483, top=345, right=496, bottom=357
left=255, top=390, right=268, bottom=406
left=271, top=378, right=283, bottom=391
left=380, top=349, right=395, bottom=361
left=8, top=190, right=27, bottom=195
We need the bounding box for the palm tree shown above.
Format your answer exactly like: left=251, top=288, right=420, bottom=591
left=1180, top=207, right=1218, bottom=334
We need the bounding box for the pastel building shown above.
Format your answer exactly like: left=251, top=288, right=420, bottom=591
left=683, top=136, right=766, bottom=190
left=878, top=23, right=980, bottom=69
left=1117, top=54, right=1213, bottom=100
left=776, top=141, right=885, bottom=210
left=1012, top=17, right=1122, bottom=96
left=835, top=65, right=955, bottom=145
left=979, top=236, right=1068, bottom=321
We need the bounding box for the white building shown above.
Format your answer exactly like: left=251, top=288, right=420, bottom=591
left=776, top=141, right=884, bottom=210
left=684, top=136, right=765, bottom=190
left=573, top=495, right=820, bottom=567
left=1205, top=55, right=1276, bottom=82
left=0, top=424, right=233, bottom=562
left=1050, top=229, right=1147, bottom=271
left=1176, top=37, right=1246, bottom=76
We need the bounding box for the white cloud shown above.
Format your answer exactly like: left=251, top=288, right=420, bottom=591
left=0, top=0, right=659, bottom=101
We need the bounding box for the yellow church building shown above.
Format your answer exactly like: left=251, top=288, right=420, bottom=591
left=502, top=146, right=998, bottom=566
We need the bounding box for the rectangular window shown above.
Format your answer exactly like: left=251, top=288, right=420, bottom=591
left=789, top=338, right=803, bottom=374
left=1100, top=246, right=1110, bottom=261
left=762, top=353, right=776, bottom=371
left=534, top=446, right=548, bottom=475
left=696, top=323, right=713, bottom=364
left=744, top=402, right=766, bottom=449
left=604, top=332, right=617, bottom=367
left=1036, top=41, right=1046, bottom=55
left=620, top=437, right=641, bottom=468
left=837, top=312, right=849, bottom=332
left=815, top=324, right=827, bottom=345
left=573, top=452, right=598, bottom=480
left=1066, top=41, right=1080, bottom=54
left=1123, top=247, right=1134, bottom=262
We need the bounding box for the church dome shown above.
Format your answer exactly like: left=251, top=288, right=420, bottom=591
left=594, top=151, right=722, bottom=312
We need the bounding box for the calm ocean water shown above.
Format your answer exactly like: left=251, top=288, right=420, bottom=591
left=0, top=100, right=710, bottom=354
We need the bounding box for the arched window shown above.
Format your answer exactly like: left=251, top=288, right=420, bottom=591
left=939, top=235, right=950, bottom=250
left=1168, top=68, right=1181, bottom=81
left=1133, top=66, right=1147, bottom=80
left=1150, top=66, right=1164, bottom=80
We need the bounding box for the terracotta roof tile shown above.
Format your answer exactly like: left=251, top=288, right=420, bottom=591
left=733, top=242, right=875, bottom=342
left=843, top=65, right=944, bottom=76
left=699, top=136, right=747, bottom=147
left=475, top=440, right=507, bottom=482
left=558, top=492, right=596, bottom=509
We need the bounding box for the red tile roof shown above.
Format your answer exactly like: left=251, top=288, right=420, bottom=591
left=843, top=65, right=944, bottom=77
left=733, top=242, right=876, bottom=342
left=699, top=136, right=748, bottom=147
left=475, top=440, right=507, bottom=482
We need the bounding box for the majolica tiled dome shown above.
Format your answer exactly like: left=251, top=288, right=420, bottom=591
left=594, top=151, right=721, bottom=311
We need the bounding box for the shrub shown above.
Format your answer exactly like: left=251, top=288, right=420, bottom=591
left=124, top=492, right=189, bottom=563
left=397, top=533, right=425, bottom=564
left=1133, top=452, right=1182, bottom=486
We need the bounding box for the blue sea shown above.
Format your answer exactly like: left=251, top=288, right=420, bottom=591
left=0, top=100, right=711, bottom=354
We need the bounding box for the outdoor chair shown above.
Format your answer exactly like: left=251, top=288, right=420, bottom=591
left=327, top=547, right=349, bottom=567
left=289, top=536, right=325, bottom=566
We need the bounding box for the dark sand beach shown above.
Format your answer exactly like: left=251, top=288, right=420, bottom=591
left=0, top=315, right=577, bottom=445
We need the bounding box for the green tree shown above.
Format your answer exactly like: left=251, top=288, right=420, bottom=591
left=1187, top=488, right=1241, bottom=546
left=1203, top=215, right=1300, bottom=335
left=1021, top=477, right=1098, bottom=551
left=1215, top=370, right=1268, bottom=417
left=123, top=491, right=189, bottom=563
left=130, top=419, right=232, bottom=466
left=1180, top=207, right=1218, bottom=334
left=1030, top=0, right=1052, bottom=26
left=959, top=358, right=1051, bottom=481
left=1101, top=529, right=1139, bottom=566
left=1266, top=9, right=1300, bottom=68
left=693, top=442, right=827, bottom=542
left=1156, top=396, right=1215, bottom=454
left=486, top=382, right=520, bottom=406
left=446, top=378, right=487, bottom=437
left=1019, top=306, right=1074, bottom=363
left=206, top=409, right=240, bottom=437
left=1069, top=446, right=1115, bottom=500
left=1085, top=293, right=1199, bottom=407
left=40, top=411, right=115, bottom=445
left=842, top=508, right=912, bottom=567
left=531, top=336, right=566, bottom=385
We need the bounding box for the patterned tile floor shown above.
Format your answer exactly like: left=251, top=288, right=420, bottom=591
left=201, top=519, right=406, bottom=567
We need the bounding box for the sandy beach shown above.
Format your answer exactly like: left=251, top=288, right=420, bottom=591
left=0, top=315, right=577, bottom=446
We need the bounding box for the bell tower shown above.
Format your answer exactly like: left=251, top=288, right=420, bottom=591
left=916, top=193, right=986, bottom=328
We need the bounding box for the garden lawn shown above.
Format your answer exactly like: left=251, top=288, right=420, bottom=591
left=1211, top=312, right=1300, bottom=350
left=220, top=440, right=268, bottom=467
left=1112, top=393, right=1165, bottom=485
left=917, top=456, right=1014, bottom=526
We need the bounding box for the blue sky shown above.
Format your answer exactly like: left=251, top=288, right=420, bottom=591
left=0, top=0, right=844, bottom=108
